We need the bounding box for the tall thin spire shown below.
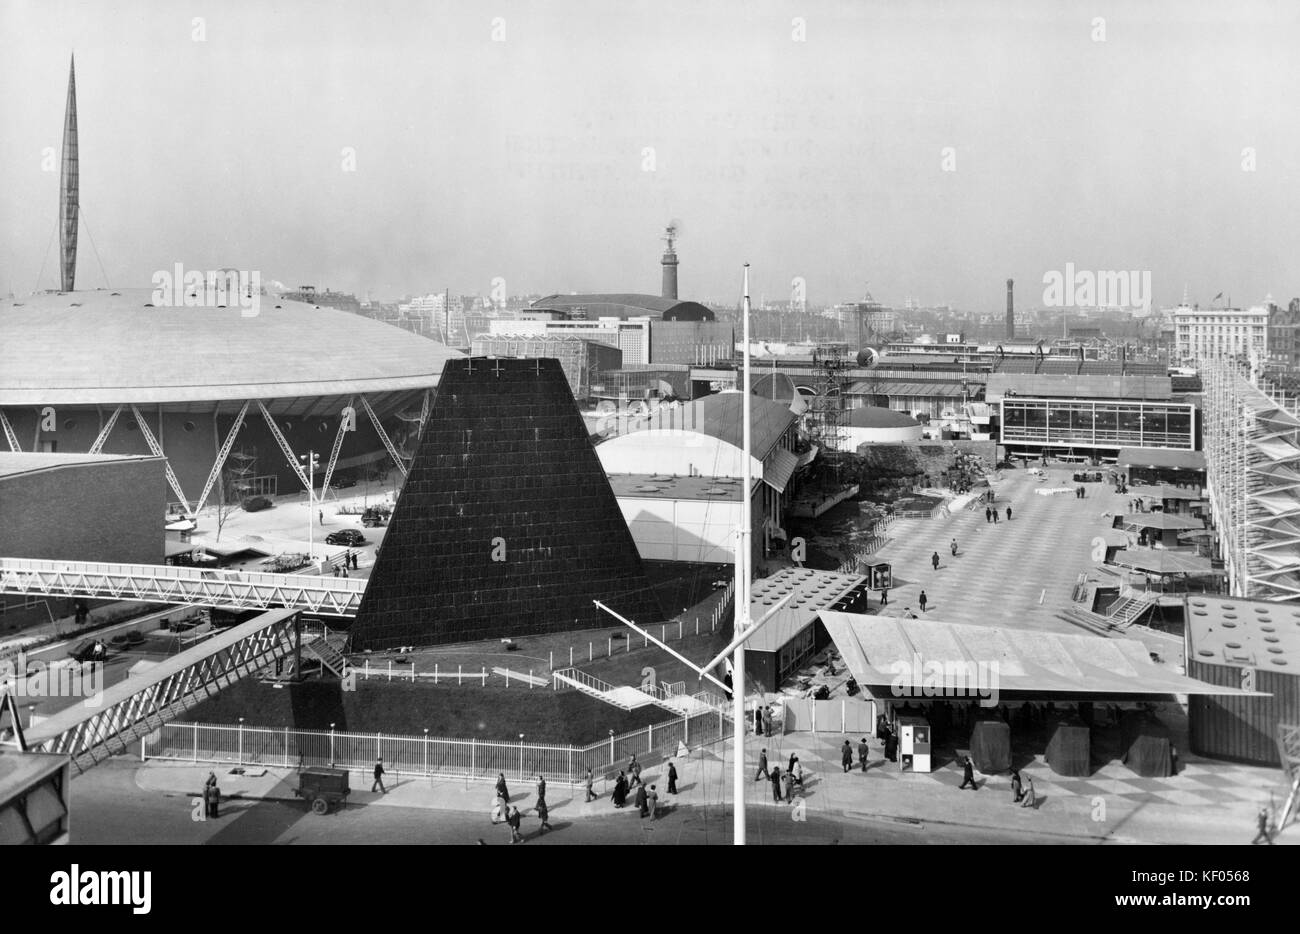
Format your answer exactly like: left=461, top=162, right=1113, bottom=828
left=59, top=54, right=79, bottom=292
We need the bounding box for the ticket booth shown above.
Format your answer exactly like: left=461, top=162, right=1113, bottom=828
left=862, top=560, right=892, bottom=592
left=897, top=715, right=932, bottom=773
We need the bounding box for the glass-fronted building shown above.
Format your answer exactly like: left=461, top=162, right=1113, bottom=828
left=1000, top=398, right=1196, bottom=454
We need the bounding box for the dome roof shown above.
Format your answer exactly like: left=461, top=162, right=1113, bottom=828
left=844, top=406, right=920, bottom=429
left=531, top=293, right=715, bottom=321
left=0, top=288, right=463, bottom=406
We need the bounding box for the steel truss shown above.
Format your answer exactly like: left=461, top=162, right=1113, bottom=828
left=129, top=404, right=193, bottom=515
left=22, top=610, right=301, bottom=773
left=192, top=400, right=250, bottom=515
left=1202, top=358, right=1300, bottom=601
left=360, top=394, right=408, bottom=480
left=0, top=556, right=365, bottom=615
left=0, top=410, right=20, bottom=452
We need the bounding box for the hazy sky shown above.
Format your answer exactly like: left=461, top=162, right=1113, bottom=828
left=2, top=0, right=1298, bottom=310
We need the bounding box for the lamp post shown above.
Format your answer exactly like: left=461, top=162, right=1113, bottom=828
left=300, top=451, right=320, bottom=561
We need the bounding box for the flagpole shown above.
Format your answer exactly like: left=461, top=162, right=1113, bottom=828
left=734, top=264, right=753, bottom=846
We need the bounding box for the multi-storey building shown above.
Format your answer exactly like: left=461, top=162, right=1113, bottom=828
left=1174, top=302, right=1268, bottom=363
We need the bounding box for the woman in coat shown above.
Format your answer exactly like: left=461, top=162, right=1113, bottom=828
left=612, top=770, right=628, bottom=808
left=495, top=773, right=509, bottom=804
left=1009, top=769, right=1023, bottom=803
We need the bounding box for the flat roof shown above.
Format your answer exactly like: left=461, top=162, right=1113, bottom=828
left=0, top=451, right=162, bottom=480
left=606, top=473, right=750, bottom=502
left=987, top=373, right=1174, bottom=401
left=822, top=612, right=1259, bottom=697
left=1117, top=448, right=1206, bottom=471
left=1185, top=595, right=1300, bottom=671
left=747, top=567, right=867, bottom=653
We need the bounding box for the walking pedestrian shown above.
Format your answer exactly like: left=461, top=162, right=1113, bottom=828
left=958, top=755, right=977, bottom=790
left=647, top=785, right=659, bottom=820
left=762, top=705, right=773, bottom=737
left=755, top=748, right=770, bottom=781
left=771, top=767, right=784, bottom=803
left=1006, top=505, right=1012, bottom=521
left=508, top=805, right=523, bottom=843
left=585, top=767, right=596, bottom=802
left=332, top=565, right=341, bottom=577
left=667, top=760, right=678, bottom=795
left=1010, top=769, right=1023, bottom=803
left=492, top=791, right=506, bottom=824
left=318, top=509, right=324, bottom=525
left=628, top=755, right=642, bottom=788
left=351, top=551, right=359, bottom=570
left=788, top=752, right=797, bottom=774
left=992, top=509, right=999, bottom=524
left=341, top=564, right=349, bottom=578
left=208, top=781, right=220, bottom=818
left=372, top=757, right=387, bottom=794
left=612, top=771, right=628, bottom=808
left=791, top=756, right=804, bottom=789
left=782, top=768, right=794, bottom=802
left=985, top=506, right=992, bottom=523
left=858, top=737, right=870, bottom=772
left=880, top=587, right=889, bottom=607
left=754, top=706, right=764, bottom=736
left=495, top=773, right=510, bottom=804
left=841, top=739, right=853, bottom=773
left=536, top=796, right=551, bottom=832
left=201, top=782, right=211, bottom=820
left=931, top=551, right=940, bottom=571
left=919, top=590, right=928, bottom=613
left=635, top=780, right=649, bottom=818
left=950, top=538, right=958, bottom=556
left=1020, top=776, right=1036, bottom=808
left=1252, top=807, right=1273, bottom=845
left=536, top=774, right=547, bottom=812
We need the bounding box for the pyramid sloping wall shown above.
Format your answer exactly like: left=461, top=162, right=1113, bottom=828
left=350, top=357, right=666, bottom=649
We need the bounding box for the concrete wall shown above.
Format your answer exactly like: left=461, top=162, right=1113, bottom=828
left=0, top=456, right=165, bottom=565
left=596, top=431, right=760, bottom=480
left=616, top=497, right=741, bottom=564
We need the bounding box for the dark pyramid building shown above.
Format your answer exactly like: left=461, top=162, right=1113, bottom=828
left=350, top=356, right=666, bottom=650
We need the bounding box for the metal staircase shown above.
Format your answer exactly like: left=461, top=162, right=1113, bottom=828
left=1057, top=591, right=1157, bottom=636
left=552, top=667, right=728, bottom=716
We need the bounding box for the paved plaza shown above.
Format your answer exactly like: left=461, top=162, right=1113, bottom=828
left=872, top=469, right=1147, bottom=638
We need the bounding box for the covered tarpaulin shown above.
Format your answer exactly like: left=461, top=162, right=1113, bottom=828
left=1120, top=712, right=1172, bottom=777
left=969, top=719, right=1010, bottom=773
left=1046, top=719, right=1092, bottom=776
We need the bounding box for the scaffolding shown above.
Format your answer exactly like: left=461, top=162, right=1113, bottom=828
left=1201, top=358, right=1300, bottom=601
left=808, top=343, right=849, bottom=480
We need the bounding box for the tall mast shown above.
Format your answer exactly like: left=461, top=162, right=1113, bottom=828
left=59, top=54, right=79, bottom=292
left=733, top=264, right=753, bottom=845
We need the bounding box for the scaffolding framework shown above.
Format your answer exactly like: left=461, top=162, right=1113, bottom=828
left=1202, top=358, right=1300, bottom=601
left=808, top=343, right=849, bottom=474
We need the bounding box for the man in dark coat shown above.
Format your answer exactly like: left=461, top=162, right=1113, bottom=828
left=612, top=771, right=627, bottom=808
left=667, top=761, right=678, bottom=795
left=931, top=551, right=940, bottom=570
left=858, top=737, right=870, bottom=772
left=985, top=506, right=992, bottom=523
left=754, top=748, right=769, bottom=781
left=635, top=781, right=649, bottom=818
left=754, top=707, right=764, bottom=735
left=841, top=740, right=853, bottom=773
left=919, top=590, right=928, bottom=613
left=959, top=755, right=978, bottom=790
left=884, top=727, right=898, bottom=762
left=770, top=767, right=783, bottom=803
left=1006, top=505, right=1013, bottom=521
left=508, top=805, right=523, bottom=843
left=536, top=796, right=551, bottom=833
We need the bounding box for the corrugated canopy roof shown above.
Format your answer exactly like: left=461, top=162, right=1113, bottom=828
left=821, top=612, right=1259, bottom=697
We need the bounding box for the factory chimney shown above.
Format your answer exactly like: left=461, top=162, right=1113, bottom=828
left=661, top=225, right=679, bottom=301
left=1005, top=278, right=1015, bottom=339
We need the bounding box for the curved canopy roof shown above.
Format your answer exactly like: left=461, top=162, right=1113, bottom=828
left=532, top=293, right=715, bottom=321
left=844, top=406, right=920, bottom=429
left=0, top=288, right=463, bottom=405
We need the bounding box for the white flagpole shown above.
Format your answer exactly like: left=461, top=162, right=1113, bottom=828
left=734, top=264, right=754, bottom=845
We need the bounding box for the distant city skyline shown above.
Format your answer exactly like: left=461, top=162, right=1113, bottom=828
left=2, top=1, right=1297, bottom=311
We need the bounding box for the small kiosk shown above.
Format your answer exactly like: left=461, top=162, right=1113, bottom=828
left=861, top=560, right=892, bottom=593
left=897, top=715, right=932, bottom=773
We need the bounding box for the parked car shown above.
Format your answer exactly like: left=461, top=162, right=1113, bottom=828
left=361, top=507, right=389, bottom=527
left=330, top=476, right=357, bottom=489
left=242, top=496, right=273, bottom=512
left=68, top=639, right=108, bottom=663
left=325, top=529, right=367, bottom=547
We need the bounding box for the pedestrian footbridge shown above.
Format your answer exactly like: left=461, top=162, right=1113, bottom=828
left=0, top=557, right=365, bottom=616
left=552, top=667, right=726, bottom=716
left=9, top=609, right=303, bottom=773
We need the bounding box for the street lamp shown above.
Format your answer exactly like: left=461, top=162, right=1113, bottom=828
left=300, top=451, right=321, bottom=562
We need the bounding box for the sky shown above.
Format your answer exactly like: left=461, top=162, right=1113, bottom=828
left=2, top=0, right=1298, bottom=310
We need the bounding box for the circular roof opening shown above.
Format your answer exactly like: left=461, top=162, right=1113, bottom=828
left=1226, top=642, right=1242, bottom=649
left=1196, top=650, right=1215, bottom=658
left=1271, top=659, right=1289, bottom=667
